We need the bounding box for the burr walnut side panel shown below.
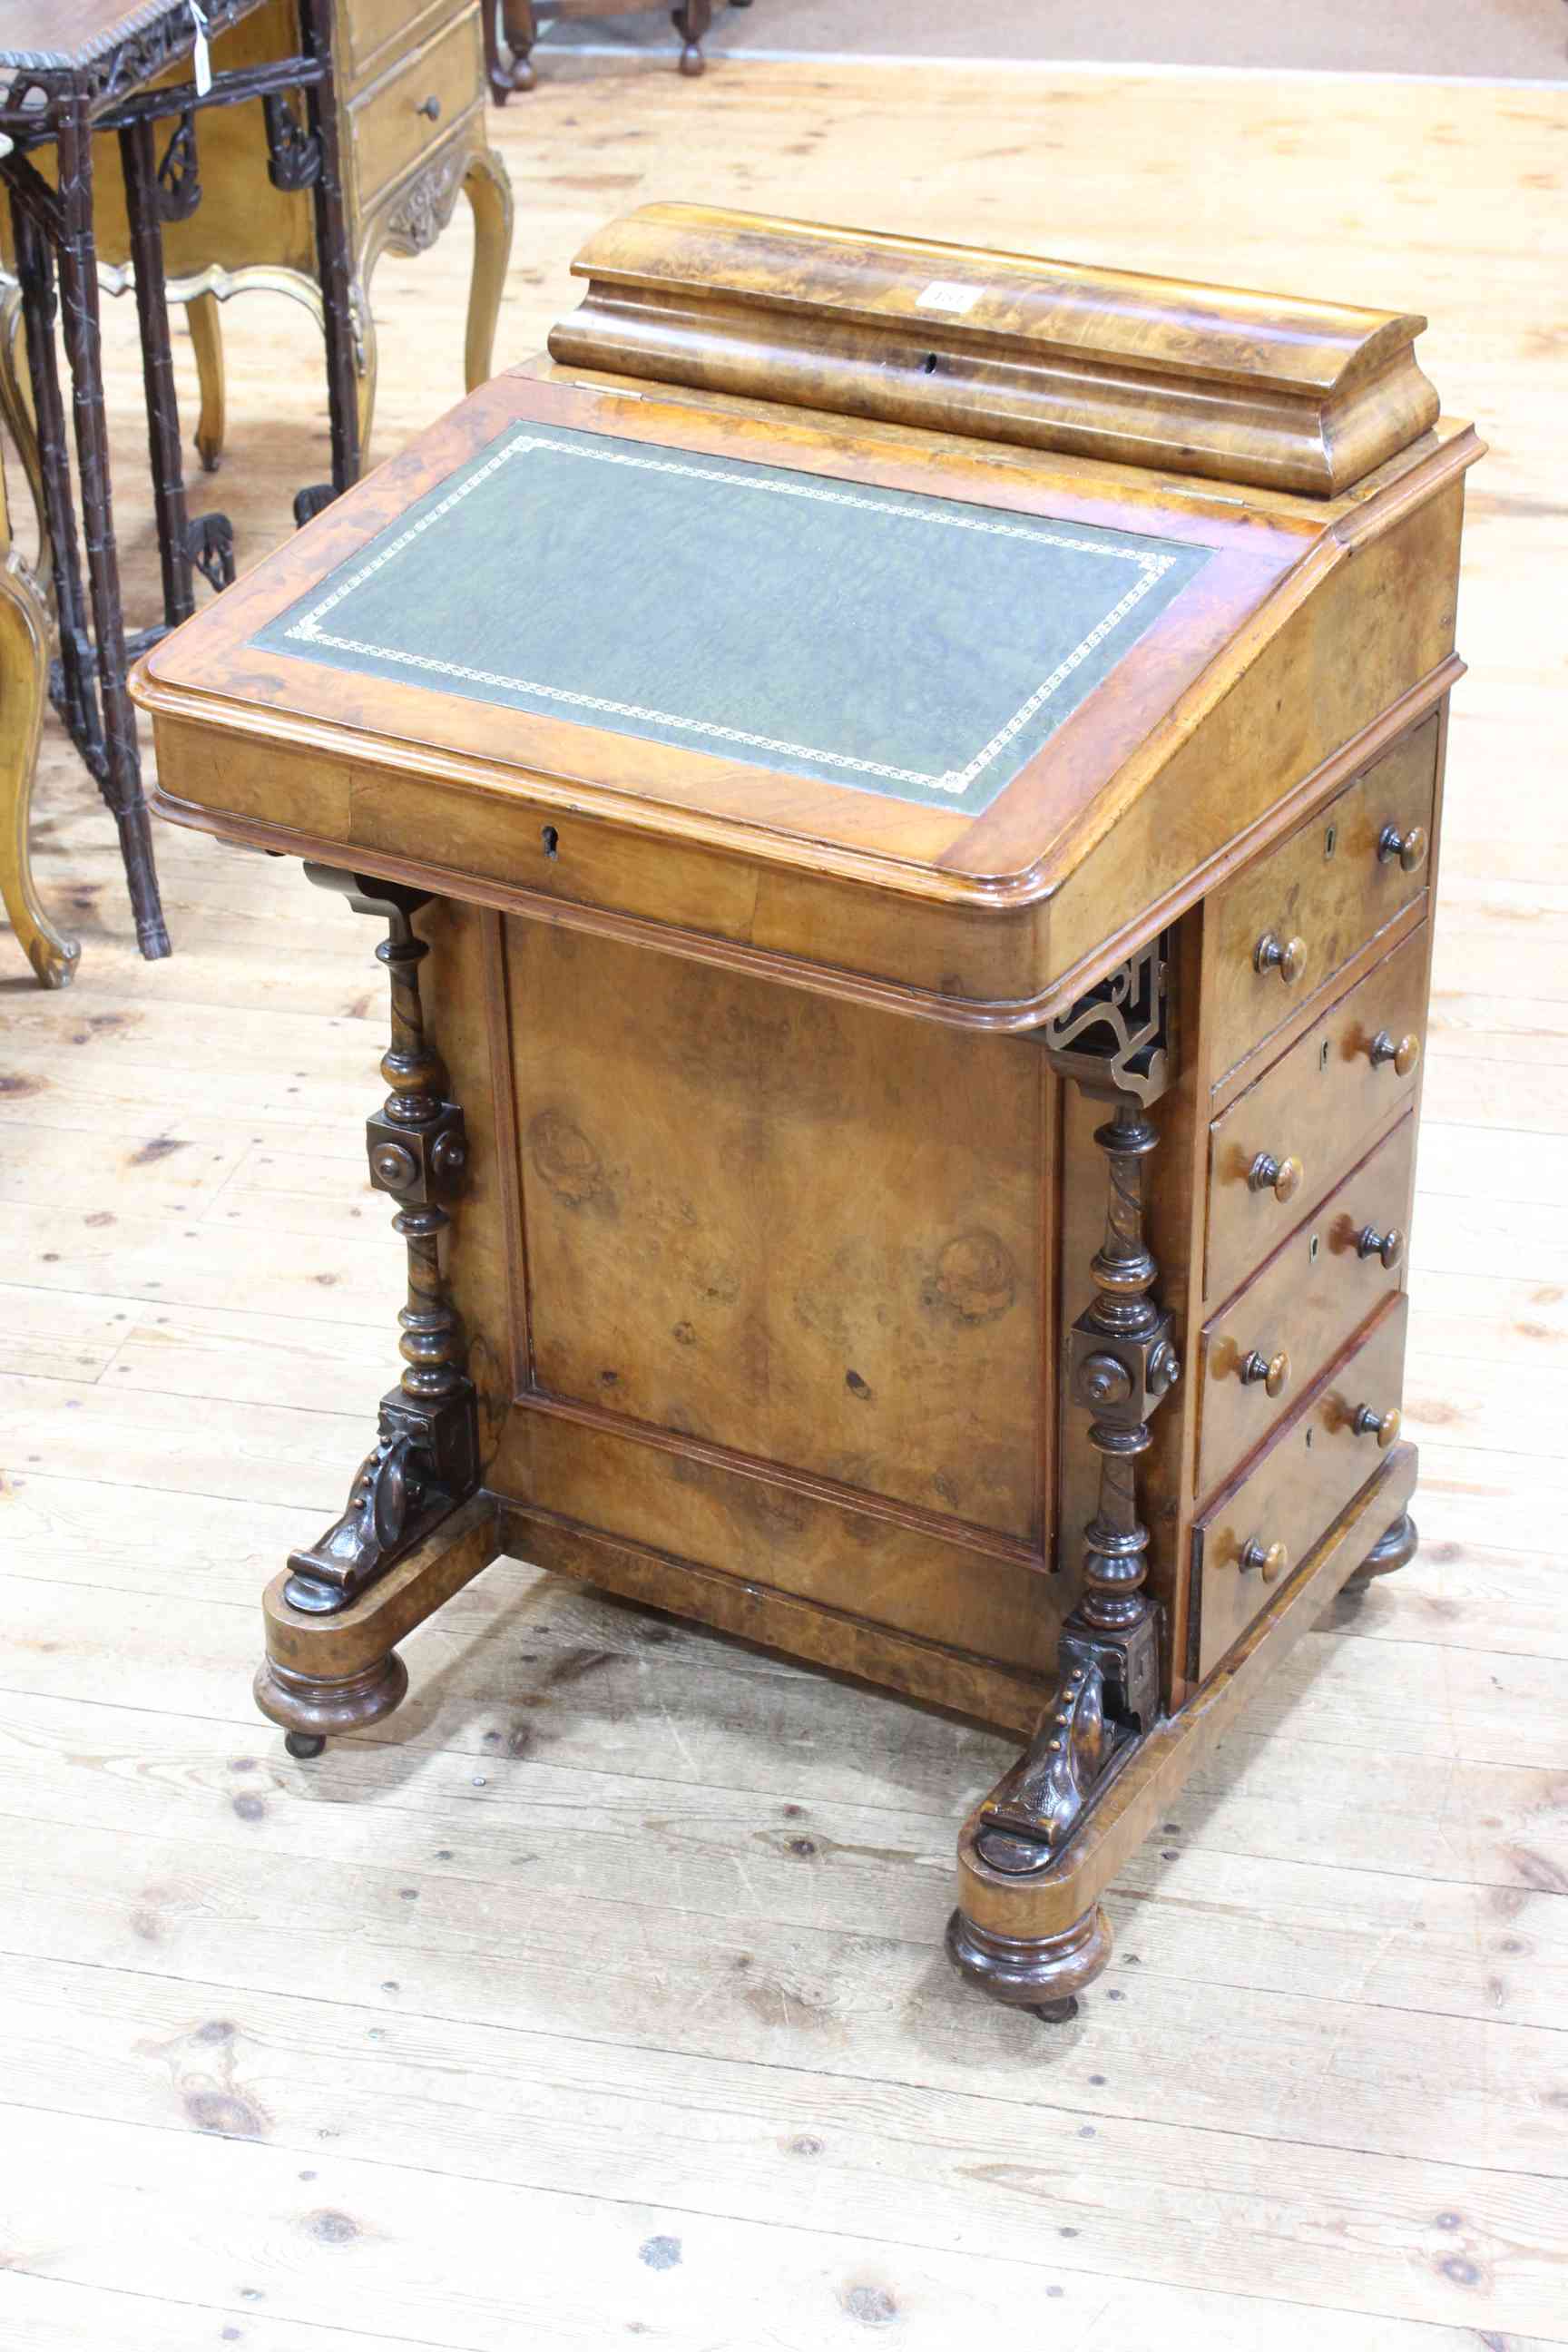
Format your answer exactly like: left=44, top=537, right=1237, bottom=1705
left=504, top=918, right=1052, bottom=1544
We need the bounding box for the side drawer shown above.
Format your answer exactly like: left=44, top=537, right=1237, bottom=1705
left=1187, top=1293, right=1409, bottom=1682
left=1196, top=1112, right=1416, bottom=1498
left=349, top=9, right=483, bottom=212
left=1207, top=712, right=1438, bottom=1088
left=338, top=0, right=464, bottom=89
left=1206, top=922, right=1427, bottom=1307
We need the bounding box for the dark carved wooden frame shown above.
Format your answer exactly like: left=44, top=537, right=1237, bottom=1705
left=0, top=0, right=361, bottom=962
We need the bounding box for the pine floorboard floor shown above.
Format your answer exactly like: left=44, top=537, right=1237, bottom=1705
left=1, top=53, right=1565, bottom=2352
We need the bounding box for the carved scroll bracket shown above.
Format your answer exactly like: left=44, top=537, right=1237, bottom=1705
left=283, top=868, right=478, bottom=1615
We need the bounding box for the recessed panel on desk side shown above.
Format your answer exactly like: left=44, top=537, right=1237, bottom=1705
left=503, top=918, right=1051, bottom=1543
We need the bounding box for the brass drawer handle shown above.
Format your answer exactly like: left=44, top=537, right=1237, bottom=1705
left=1254, top=930, right=1308, bottom=986
left=1239, top=1347, right=1290, bottom=1397
left=1356, top=1223, right=1405, bottom=1269
left=1240, top=1537, right=1289, bottom=1583
left=1249, top=1151, right=1304, bottom=1204
left=1378, top=820, right=1428, bottom=873
left=416, top=93, right=443, bottom=120
left=1367, top=1028, right=1421, bottom=1077
left=1350, top=1401, right=1402, bottom=1449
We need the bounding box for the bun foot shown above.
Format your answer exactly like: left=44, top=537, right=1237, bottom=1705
left=1342, top=1509, right=1418, bottom=1593
left=946, top=1902, right=1111, bottom=2013
left=678, top=42, right=704, bottom=74
left=254, top=1650, right=408, bottom=1744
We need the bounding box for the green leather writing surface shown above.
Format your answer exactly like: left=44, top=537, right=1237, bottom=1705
left=255, top=424, right=1212, bottom=816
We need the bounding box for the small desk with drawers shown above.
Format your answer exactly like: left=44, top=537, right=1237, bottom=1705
left=132, top=203, right=1480, bottom=2023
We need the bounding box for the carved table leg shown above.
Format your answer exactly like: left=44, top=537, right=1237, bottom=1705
left=0, top=544, right=80, bottom=987
left=949, top=1024, right=1180, bottom=2018
left=258, top=870, right=481, bottom=1749
left=120, top=113, right=197, bottom=630
left=463, top=149, right=514, bottom=395
left=284, top=0, right=362, bottom=522
left=186, top=289, right=227, bottom=473
left=0, top=278, right=49, bottom=589
left=12, top=105, right=170, bottom=958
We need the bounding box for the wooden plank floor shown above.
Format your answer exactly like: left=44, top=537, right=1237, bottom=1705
left=3, top=54, right=1565, bottom=2352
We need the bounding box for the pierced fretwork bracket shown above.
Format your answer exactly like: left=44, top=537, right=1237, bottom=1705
left=1043, top=933, right=1171, bottom=1108
left=261, top=91, right=322, bottom=191
left=155, top=110, right=201, bottom=221
left=283, top=868, right=478, bottom=1614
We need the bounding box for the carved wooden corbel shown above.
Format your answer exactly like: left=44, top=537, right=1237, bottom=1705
left=282, top=868, right=479, bottom=1616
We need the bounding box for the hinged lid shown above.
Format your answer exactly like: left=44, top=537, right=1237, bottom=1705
left=551, top=203, right=1440, bottom=497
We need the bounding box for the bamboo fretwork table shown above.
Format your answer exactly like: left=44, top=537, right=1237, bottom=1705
left=132, top=205, right=1478, bottom=2020
left=0, top=0, right=363, bottom=964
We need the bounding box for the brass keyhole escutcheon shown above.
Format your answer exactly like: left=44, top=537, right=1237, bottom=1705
left=1368, top=1028, right=1421, bottom=1077
left=1240, top=1537, right=1289, bottom=1583
left=1254, top=930, right=1308, bottom=986
left=1249, top=1151, right=1304, bottom=1205
left=1350, top=1401, right=1402, bottom=1449
left=1239, top=1346, right=1290, bottom=1398
left=1378, top=820, right=1428, bottom=873
left=1356, top=1223, right=1405, bottom=1269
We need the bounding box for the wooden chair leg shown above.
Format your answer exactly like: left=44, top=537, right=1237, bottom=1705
left=186, top=289, right=227, bottom=474
left=0, top=279, right=50, bottom=593
left=0, top=546, right=80, bottom=988
left=672, top=0, right=713, bottom=74
left=462, top=148, right=514, bottom=394
left=487, top=0, right=538, bottom=98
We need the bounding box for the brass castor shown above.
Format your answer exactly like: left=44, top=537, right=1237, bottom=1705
left=285, top=1730, right=327, bottom=1759
left=946, top=1903, right=1110, bottom=2015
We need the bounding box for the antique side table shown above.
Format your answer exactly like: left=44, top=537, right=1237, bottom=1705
left=0, top=0, right=362, bottom=962
left=132, top=205, right=1478, bottom=2020
left=3, top=0, right=512, bottom=517
left=485, top=0, right=751, bottom=91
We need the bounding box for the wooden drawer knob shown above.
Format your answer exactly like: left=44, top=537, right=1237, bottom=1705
left=1367, top=1028, right=1421, bottom=1076
left=1240, top=1537, right=1289, bottom=1583
left=416, top=93, right=443, bottom=120
left=1239, top=1346, right=1290, bottom=1397
left=1356, top=1223, right=1405, bottom=1269
left=1378, top=821, right=1428, bottom=873
left=1351, top=1401, right=1402, bottom=1449
left=1254, top=930, right=1308, bottom=986
left=1249, top=1151, right=1304, bottom=1204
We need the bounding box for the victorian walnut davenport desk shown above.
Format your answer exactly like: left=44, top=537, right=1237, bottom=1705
left=132, top=206, right=1479, bottom=2020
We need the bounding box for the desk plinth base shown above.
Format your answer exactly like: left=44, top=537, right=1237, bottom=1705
left=949, top=1446, right=1418, bottom=2013
left=253, top=1448, right=1416, bottom=2021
